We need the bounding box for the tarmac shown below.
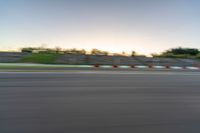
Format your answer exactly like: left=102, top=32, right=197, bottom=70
left=1, top=71, right=200, bottom=133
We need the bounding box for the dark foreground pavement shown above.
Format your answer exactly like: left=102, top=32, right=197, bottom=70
left=1, top=71, right=200, bottom=133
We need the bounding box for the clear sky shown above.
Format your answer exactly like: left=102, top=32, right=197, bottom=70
left=0, top=0, right=200, bottom=55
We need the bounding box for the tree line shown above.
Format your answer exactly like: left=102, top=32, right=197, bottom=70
left=21, top=47, right=137, bottom=56
left=152, top=47, right=200, bottom=59
left=21, top=47, right=200, bottom=59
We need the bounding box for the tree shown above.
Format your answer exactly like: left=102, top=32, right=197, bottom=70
left=21, top=48, right=34, bottom=53
left=131, top=51, right=136, bottom=56
left=91, top=49, right=109, bottom=56
left=55, top=47, right=62, bottom=54
left=156, top=47, right=200, bottom=58
left=165, top=47, right=199, bottom=56
left=64, top=49, right=86, bottom=55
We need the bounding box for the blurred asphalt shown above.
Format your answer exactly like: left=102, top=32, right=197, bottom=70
left=1, top=71, right=200, bottom=133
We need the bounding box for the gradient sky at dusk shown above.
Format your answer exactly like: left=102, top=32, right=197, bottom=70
left=0, top=0, right=200, bottom=55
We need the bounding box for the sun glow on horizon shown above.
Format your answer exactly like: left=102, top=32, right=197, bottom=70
left=1, top=0, right=200, bottom=55
left=0, top=32, right=167, bottom=56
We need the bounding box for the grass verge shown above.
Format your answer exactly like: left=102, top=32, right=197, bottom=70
left=20, top=53, right=61, bottom=64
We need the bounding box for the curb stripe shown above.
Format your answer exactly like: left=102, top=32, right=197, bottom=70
left=0, top=63, right=199, bottom=70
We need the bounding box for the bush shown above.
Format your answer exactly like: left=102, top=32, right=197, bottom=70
left=91, top=49, right=109, bottom=55
left=21, top=48, right=35, bottom=53
left=164, top=47, right=199, bottom=56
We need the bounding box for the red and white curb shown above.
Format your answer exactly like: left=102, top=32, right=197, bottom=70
left=93, top=65, right=200, bottom=70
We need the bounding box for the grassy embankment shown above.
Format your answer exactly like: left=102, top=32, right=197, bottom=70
left=0, top=53, right=90, bottom=71
left=20, top=53, right=61, bottom=64
left=0, top=53, right=62, bottom=71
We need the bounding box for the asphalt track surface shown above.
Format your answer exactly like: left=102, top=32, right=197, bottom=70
left=1, top=71, right=200, bottom=133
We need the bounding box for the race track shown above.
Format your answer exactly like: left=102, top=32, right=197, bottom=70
left=1, top=71, right=200, bottom=133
